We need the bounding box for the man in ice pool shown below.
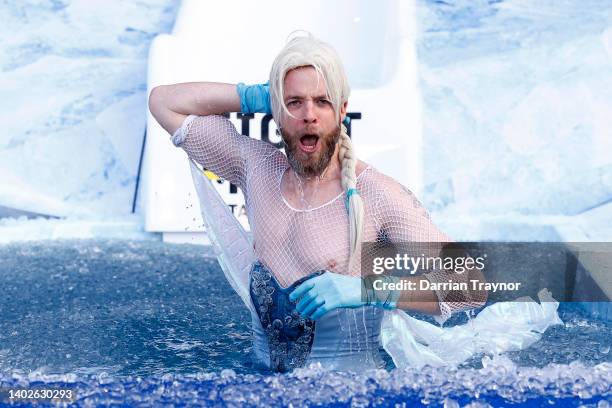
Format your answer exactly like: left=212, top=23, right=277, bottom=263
left=149, top=33, right=486, bottom=372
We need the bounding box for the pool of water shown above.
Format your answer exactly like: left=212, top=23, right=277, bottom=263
left=0, top=239, right=610, bottom=406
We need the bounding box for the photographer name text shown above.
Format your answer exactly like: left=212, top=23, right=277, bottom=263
left=373, top=279, right=521, bottom=292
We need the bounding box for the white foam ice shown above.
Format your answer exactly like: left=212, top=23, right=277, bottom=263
left=0, top=214, right=158, bottom=244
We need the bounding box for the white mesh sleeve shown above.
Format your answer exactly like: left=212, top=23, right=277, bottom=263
left=172, top=114, right=274, bottom=191
left=374, top=175, right=487, bottom=319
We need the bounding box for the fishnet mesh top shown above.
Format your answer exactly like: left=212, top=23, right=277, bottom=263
left=172, top=115, right=485, bottom=318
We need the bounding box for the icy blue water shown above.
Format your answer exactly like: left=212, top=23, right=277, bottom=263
left=0, top=240, right=610, bottom=406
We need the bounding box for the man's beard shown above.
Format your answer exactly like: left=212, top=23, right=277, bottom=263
left=282, top=125, right=340, bottom=178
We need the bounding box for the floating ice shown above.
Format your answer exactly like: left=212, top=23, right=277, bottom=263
left=1, top=358, right=609, bottom=406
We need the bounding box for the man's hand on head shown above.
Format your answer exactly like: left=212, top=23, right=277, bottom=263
left=236, top=82, right=272, bottom=114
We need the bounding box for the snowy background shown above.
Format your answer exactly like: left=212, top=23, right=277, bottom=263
left=0, top=0, right=179, bottom=218
left=417, top=0, right=612, bottom=217
left=0, top=0, right=611, bottom=241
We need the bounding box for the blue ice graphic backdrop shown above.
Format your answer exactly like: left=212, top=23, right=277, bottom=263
left=416, top=0, right=612, bottom=217
left=0, top=0, right=611, bottom=224
left=0, top=0, right=180, bottom=217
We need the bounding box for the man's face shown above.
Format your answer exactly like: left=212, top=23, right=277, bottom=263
left=280, top=66, right=347, bottom=178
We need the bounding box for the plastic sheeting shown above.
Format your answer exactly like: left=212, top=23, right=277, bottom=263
left=381, top=289, right=563, bottom=368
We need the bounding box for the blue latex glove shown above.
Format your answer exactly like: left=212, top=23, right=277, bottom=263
left=289, top=271, right=399, bottom=320
left=289, top=271, right=363, bottom=320
left=236, top=82, right=271, bottom=114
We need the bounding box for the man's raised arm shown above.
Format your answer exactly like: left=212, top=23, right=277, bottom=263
left=148, top=82, right=241, bottom=135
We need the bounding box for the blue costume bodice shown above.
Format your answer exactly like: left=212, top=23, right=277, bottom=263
left=249, top=261, right=387, bottom=372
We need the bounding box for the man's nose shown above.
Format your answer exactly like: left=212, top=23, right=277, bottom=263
left=302, top=100, right=317, bottom=123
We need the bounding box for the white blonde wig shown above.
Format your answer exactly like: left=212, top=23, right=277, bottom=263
left=269, top=32, right=364, bottom=271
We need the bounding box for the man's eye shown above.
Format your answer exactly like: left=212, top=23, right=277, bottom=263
left=287, top=100, right=301, bottom=107
left=317, top=99, right=331, bottom=106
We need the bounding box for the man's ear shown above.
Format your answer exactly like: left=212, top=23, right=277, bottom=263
left=340, top=100, right=348, bottom=121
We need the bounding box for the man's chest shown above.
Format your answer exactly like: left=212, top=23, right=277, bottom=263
left=249, top=197, right=351, bottom=273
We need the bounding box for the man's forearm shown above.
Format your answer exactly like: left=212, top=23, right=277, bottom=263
left=156, top=82, right=240, bottom=115
left=149, top=82, right=240, bottom=135
left=395, top=276, right=441, bottom=315
left=395, top=266, right=488, bottom=316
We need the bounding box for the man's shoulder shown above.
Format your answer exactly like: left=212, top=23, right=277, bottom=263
left=361, top=165, right=414, bottom=194
left=242, top=137, right=287, bottom=169
left=360, top=166, right=421, bottom=213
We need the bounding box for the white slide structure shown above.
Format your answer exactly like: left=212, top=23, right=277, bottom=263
left=143, top=0, right=423, bottom=243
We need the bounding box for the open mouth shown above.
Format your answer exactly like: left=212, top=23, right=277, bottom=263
left=299, top=134, right=320, bottom=154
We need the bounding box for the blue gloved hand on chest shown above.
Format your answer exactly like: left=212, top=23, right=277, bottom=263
left=289, top=271, right=399, bottom=320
